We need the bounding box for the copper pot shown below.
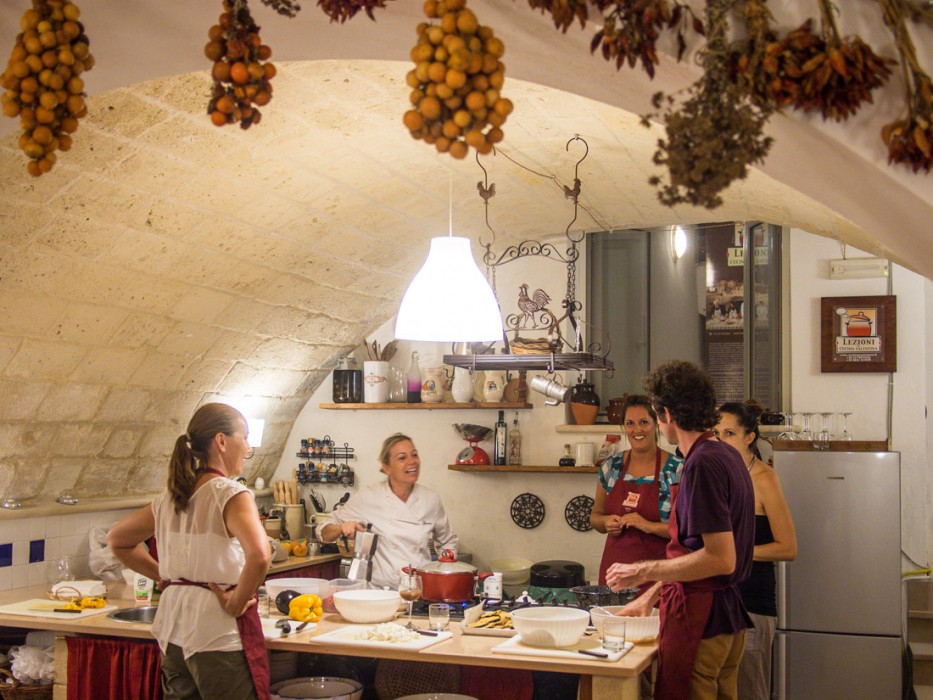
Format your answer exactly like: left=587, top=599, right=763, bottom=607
left=407, top=550, right=491, bottom=603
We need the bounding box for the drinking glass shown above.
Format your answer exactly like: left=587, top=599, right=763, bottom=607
left=601, top=618, right=627, bottom=652
left=798, top=412, right=814, bottom=442
left=428, top=603, right=450, bottom=631
left=46, top=555, right=75, bottom=592
left=817, top=412, right=833, bottom=449
left=778, top=408, right=797, bottom=441
left=398, top=572, right=422, bottom=630
left=839, top=412, right=853, bottom=441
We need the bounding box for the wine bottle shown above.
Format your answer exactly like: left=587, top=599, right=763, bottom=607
left=508, top=411, right=522, bottom=465
left=407, top=351, right=422, bottom=403
left=558, top=443, right=576, bottom=467
left=494, top=410, right=507, bottom=466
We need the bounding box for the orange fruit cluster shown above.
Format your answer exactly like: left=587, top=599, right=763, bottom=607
left=404, top=0, right=512, bottom=159
left=206, top=0, right=275, bottom=130
left=0, top=0, right=94, bottom=177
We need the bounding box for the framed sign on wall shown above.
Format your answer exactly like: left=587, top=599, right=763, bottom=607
left=820, top=295, right=897, bottom=373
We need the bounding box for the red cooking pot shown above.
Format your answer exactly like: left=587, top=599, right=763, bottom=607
left=407, top=550, right=491, bottom=603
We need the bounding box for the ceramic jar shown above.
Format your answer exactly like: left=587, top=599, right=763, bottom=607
left=421, top=367, right=445, bottom=403
left=606, top=396, right=628, bottom=425
left=483, top=371, right=507, bottom=402
left=451, top=367, right=475, bottom=403
left=569, top=379, right=600, bottom=425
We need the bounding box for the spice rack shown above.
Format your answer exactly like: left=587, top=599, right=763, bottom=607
left=296, top=435, right=356, bottom=486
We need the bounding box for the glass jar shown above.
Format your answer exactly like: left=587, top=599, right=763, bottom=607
left=332, top=357, right=363, bottom=403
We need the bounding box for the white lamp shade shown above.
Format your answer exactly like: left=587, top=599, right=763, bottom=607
left=395, top=236, right=503, bottom=342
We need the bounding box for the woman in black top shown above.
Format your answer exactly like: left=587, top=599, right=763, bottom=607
left=715, top=401, right=797, bottom=700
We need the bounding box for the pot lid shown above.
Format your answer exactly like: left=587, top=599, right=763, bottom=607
left=419, top=549, right=476, bottom=574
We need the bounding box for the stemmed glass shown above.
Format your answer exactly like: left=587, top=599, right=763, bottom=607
left=398, top=571, right=422, bottom=630
left=778, top=408, right=797, bottom=441
left=817, top=412, right=833, bottom=450
left=839, top=412, right=853, bottom=441
left=798, top=412, right=814, bottom=442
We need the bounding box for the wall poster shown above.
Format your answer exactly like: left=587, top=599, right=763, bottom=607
left=704, top=224, right=746, bottom=402
left=820, top=295, right=897, bottom=373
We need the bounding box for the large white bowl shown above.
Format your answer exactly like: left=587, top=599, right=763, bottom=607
left=264, top=577, right=333, bottom=603
left=590, top=606, right=660, bottom=644
left=333, top=589, right=402, bottom=624
left=488, top=558, right=533, bottom=586
left=509, top=606, right=590, bottom=648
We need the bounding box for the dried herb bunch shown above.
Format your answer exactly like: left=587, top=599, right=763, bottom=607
left=260, top=0, right=301, bottom=17
left=525, top=0, right=591, bottom=32
left=879, top=0, right=932, bottom=172
left=648, top=0, right=774, bottom=208
left=205, top=0, right=276, bottom=129
left=317, top=0, right=395, bottom=23
left=729, top=1, right=894, bottom=121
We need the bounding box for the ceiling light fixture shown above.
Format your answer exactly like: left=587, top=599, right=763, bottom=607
left=670, top=225, right=688, bottom=261
left=395, top=179, right=502, bottom=342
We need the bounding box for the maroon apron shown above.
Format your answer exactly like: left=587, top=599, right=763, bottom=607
left=166, top=580, right=271, bottom=700
left=654, top=432, right=726, bottom=700
left=598, top=447, right=667, bottom=590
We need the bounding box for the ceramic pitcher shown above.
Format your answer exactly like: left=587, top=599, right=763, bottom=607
left=421, top=367, right=445, bottom=403
left=483, top=371, right=507, bottom=402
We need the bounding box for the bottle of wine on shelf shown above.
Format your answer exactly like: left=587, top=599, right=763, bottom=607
left=494, top=410, right=507, bottom=466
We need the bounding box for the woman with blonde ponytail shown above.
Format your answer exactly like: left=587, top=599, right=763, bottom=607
left=108, top=403, right=272, bottom=700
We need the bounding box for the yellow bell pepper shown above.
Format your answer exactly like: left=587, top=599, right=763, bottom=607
left=288, top=593, right=323, bottom=623
left=79, top=596, right=106, bottom=609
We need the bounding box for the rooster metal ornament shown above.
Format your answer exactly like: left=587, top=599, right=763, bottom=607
left=517, top=284, right=551, bottom=328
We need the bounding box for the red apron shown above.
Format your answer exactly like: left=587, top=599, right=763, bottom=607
left=598, top=447, right=667, bottom=590
left=654, top=432, right=725, bottom=700
left=167, top=580, right=271, bottom=700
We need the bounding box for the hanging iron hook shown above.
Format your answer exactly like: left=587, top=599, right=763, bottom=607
left=563, top=136, right=588, bottom=244
left=476, top=149, right=497, bottom=249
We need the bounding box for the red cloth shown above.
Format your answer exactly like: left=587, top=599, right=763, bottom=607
left=66, top=636, right=162, bottom=700
left=459, top=667, right=533, bottom=700
left=598, top=447, right=667, bottom=592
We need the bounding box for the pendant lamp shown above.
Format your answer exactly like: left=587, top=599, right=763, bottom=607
left=395, top=236, right=503, bottom=342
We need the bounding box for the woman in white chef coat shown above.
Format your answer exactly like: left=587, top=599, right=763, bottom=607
left=319, top=433, right=458, bottom=589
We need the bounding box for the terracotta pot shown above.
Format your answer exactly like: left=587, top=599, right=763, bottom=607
left=408, top=550, right=491, bottom=603
left=606, top=397, right=628, bottom=425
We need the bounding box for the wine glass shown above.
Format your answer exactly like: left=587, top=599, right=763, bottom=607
left=798, top=412, right=814, bottom=442
left=817, top=412, right=833, bottom=450
left=398, top=571, right=422, bottom=630
left=778, top=408, right=797, bottom=441
left=839, top=412, right=853, bottom=441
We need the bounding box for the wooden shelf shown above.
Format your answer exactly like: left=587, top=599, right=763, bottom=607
left=447, top=464, right=597, bottom=474
left=320, top=402, right=532, bottom=410
left=772, top=440, right=888, bottom=452
left=555, top=424, right=623, bottom=434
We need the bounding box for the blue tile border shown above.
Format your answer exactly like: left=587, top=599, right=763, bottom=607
left=0, top=543, right=11, bottom=568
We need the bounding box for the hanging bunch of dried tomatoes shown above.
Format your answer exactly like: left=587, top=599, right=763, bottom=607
left=403, top=0, right=512, bottom=159
left=205, top=0, right=276, bottom=129
left=0, top=0, right=94, bottom=176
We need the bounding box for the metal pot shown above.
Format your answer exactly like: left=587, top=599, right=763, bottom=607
left=408, top=549, right=491, bottom=602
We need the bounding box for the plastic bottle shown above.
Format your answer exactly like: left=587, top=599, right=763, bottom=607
left=407, top=351, right=422, bottom=403
left=508, top=412, right=522, bottom=465
left=494, top=410, right=507, bottom=466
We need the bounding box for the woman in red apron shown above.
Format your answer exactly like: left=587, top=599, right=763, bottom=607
left=591, top=395, right=683, bottom=589
left=108, top=403, right=272, bottom=700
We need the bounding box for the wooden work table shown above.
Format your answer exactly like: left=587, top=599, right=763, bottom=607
left=0, top=583, right=655, bottom=700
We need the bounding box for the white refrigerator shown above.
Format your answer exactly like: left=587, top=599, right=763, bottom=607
left=774, top=450, right=902, bottom=699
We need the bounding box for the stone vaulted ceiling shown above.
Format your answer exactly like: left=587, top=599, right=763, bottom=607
left=0, top=0, right=930, bottom=506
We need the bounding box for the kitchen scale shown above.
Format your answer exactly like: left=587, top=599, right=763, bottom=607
left=452, top=424, right=493, bottom=465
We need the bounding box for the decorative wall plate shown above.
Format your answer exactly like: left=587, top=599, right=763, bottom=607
left=564, top=495, right=595, bottom=532
left=510, top=492, right=545, bottom=529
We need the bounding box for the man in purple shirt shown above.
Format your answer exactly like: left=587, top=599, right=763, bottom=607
left=607, top=360, right=754, bottom=700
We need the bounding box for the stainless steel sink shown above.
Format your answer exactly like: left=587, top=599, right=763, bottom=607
left=107, top=606, right=158, bottom=624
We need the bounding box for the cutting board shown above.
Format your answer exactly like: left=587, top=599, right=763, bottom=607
left=308, top=625, right=452, bottom=651
left=491, top=634, right=633, bottom=662
left=0, top=599, right=118, bottom=620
